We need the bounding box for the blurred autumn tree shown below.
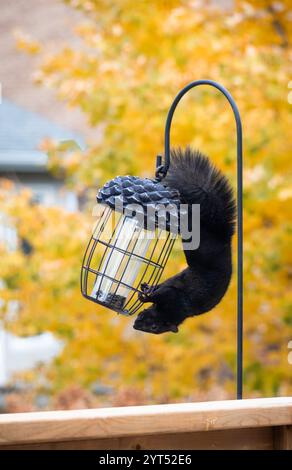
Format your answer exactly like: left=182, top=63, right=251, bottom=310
left=1, top=0, right=291, bottom=405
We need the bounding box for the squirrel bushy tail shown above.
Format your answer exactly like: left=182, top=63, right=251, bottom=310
left=164, top=146, right=236, bottom=239
left=133, top=147, right=236, bottom=335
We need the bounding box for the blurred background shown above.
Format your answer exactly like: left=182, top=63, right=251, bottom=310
left=0, top=0, right=291, bottom=413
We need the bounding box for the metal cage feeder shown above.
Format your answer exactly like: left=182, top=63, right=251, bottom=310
left=81, top=175, right=180, bottom=316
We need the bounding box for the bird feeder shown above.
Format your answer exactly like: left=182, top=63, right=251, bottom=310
left=81, top=174, right=181, bottom=315
left=81, top=79, right=243, bottom=399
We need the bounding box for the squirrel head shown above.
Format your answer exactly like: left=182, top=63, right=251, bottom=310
left=133, top=305, right=179, bottom=335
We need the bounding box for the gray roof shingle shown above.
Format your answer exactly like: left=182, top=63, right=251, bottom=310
left=0, top=99, right=83, bottom=172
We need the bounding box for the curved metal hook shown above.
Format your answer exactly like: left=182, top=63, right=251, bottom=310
left=160, top=79, right=243, bottom=399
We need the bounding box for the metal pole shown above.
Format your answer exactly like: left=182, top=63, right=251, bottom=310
left=162, top=79, right=243, bottom=399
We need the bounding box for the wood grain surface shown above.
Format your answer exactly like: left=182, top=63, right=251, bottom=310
left=0, top=397, right=291, bottom=449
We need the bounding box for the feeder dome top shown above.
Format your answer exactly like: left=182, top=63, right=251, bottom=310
left=97, top=175, right=183, bottom=233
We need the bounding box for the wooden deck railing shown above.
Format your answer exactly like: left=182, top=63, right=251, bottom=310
left=0, top=397, right=291, bottom=450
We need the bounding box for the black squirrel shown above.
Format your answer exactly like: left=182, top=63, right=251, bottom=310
left=133, top=146, right=236, bottom=335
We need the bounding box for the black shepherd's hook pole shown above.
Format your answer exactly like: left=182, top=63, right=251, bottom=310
left=158, top=79, right=243, bottom=399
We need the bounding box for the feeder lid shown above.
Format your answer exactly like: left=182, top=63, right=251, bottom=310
left=97, top=175, right=185, bottom=233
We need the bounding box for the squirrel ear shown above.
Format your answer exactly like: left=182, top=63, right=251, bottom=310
left=170, top=324, right=179, bottom=333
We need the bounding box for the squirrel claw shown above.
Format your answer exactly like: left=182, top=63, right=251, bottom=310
left=138, top=283, right=157, bottom=302
left=138, top=291, right=149, bottom=303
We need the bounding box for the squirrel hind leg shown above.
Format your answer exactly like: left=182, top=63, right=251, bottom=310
left=133, top=305, right=179, bottom=335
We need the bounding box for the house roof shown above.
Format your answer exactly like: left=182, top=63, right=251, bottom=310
left=0, top=99, right=83, bottom=172
left=0, top=0, right=94, bottom=140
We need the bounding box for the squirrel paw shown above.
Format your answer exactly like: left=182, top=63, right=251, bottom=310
left=133, top=307, right=178, bottom=335
left=138, top=283, right=157, bottom=303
